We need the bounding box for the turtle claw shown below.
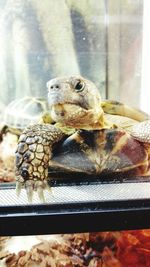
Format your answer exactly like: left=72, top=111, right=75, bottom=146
left=16, top=181, right=22, bottom=197
left=37, top=186, right=46, bottom=203
left=16, top=179, right=48, bottom=202
left=25, top=180, right=48, bottom=202
left=34, top=180, right=46, bottom=202
left=25, top=180, right=34, bottom=203
left=46, top=183, right=53, bottom=194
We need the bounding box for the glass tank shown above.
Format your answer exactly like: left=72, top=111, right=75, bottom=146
left=0, top=1, right=150, bottom=266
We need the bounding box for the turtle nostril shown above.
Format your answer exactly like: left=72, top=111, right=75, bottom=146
left=20, top=168, right=29, bottom=180
left=50, top=84, right=60, bottom=89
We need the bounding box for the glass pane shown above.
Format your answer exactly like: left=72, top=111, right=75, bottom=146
left=0, top=4, right=150, bottom=265
left=0, top=0, right=149, bottom=208
left=0, top=0, right=107, bottom=106
left=106, top=0, right=143, bottom=108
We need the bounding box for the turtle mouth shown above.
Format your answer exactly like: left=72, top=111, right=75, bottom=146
left=50, top=101, right=103, bottom=129
left=51, top=103, right=88, bottom=119
left=51, top=102, right=89, bottom=111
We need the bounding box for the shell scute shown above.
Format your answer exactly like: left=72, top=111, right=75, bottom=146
left=3, top=97, right=48, bottom=130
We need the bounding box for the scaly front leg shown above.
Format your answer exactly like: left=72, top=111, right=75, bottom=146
left=15, top=124, right=65, bottom=202
left=129, top=120, right=150, bottom=143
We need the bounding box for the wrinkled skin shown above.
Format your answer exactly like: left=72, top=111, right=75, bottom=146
left=15, top=75, right=150, bottom=201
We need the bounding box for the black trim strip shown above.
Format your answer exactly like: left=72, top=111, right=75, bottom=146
left=0, top=199, right=150, bottom=236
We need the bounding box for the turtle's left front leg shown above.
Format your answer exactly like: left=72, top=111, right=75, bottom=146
left=129, top=120, right=150, bottom=143
left=15, top=124, right=65, bottom=202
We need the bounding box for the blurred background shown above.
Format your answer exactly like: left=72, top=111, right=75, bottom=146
left=0, top=0, right=147, bottom=112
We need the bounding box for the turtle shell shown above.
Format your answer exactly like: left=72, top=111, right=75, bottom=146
left=3, top=97, right=48, bottom=130
left=52, top=128, right=149, bottom=179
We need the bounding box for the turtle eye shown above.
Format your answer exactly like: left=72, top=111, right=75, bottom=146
left=21, top=168, right=29, bottom=180
left=74, top=81, right=85, bottom=92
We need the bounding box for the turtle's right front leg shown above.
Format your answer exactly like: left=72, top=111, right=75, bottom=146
left=15, top=124, right=65, bottom=202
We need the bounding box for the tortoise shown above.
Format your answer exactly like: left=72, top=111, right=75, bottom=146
left=0, top=97, right=52, bottom=182
left=0, top=96, right=52, bottom=140
left=15, top=75, right=150, bottom=202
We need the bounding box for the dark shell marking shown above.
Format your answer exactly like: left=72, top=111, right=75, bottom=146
left=94, top=129, right=148, bottom=175
left=52, top=128, right=149, bottom=177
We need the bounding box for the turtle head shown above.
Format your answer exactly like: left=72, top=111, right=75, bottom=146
left=47, top=75, right=104, bottom=129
